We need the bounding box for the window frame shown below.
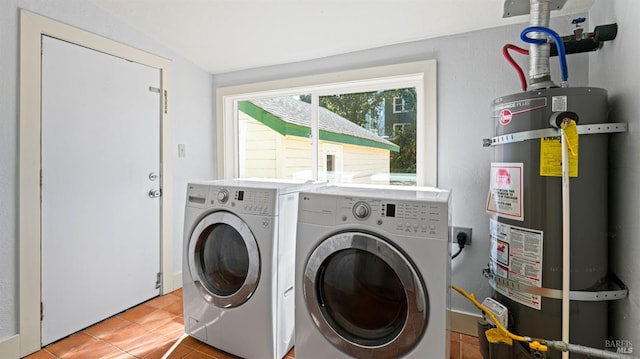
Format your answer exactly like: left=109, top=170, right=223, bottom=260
left=216, top=60, right=437, bottom=186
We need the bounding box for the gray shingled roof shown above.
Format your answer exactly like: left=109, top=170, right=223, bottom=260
left=249, top=96, right=398, bottom=148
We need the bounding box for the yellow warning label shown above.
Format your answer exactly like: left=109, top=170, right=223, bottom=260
left=539, top=121, right=579, bottom=177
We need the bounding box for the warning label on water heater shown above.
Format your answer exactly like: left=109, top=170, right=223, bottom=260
left=540, top=120, right=580, bottom=177
left=489, top=218, right=544, bottom=310
left=486, top=163, right=524, bottom=221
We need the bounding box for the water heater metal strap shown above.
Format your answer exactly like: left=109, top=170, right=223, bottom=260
left=484, top=270, right=629, bottom=301
left=482, top=122, right=628, bottom=147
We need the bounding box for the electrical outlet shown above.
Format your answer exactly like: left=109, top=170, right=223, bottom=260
left=452, top=226, right=472, bottom=245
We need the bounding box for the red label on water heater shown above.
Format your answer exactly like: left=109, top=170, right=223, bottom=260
left=496, top=168, right=511, bottom=187
left=486, top=163, right=523, bottom=221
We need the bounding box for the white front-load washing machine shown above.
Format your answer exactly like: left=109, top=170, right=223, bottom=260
left=295, top=185, right=451, bottom=359
left=183, top=179, right=318, bottom=359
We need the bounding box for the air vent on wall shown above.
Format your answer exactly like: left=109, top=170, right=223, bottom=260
left=503, top=0, right=567, bottom=17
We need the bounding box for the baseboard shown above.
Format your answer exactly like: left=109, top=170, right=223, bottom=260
left=172, top=271, right=182, bottom=292
left=0, top=334, right=20, bottom=359
left=449, top=309, right=482, bottom=337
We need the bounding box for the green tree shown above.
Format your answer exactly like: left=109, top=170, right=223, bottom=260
left=300, top=88, right=417, bottom=175
left=300, top=88, right=415, bottom=133
left=299, top=92, right=382, bottom=127
left=390, top=127, right=416, bottom=173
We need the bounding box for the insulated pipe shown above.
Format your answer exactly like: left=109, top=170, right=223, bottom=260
left=528, top=0, right=556, bottom=89
left=521, top=27, right=568, bottom=84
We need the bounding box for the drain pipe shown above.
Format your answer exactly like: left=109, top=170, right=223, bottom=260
left=528, top=0, right=556, bottom=89
left=550, top=111, right=578, bottom=359
left=560, top=119, right=571, bottom=359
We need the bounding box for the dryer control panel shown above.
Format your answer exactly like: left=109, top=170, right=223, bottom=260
left=299, top=192, right=450, bottom=240
left=186, top=183, right=277, bottom=216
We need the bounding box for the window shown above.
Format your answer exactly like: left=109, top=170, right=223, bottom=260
left=393, top=96, right=408, bottom=113
left=393, top=123, right=408, bottom=136
left=326, top=154, right=335, bottom=181
left=326, top=154, right=335, bottom=173
left=217, top=60, right=437, bottom=186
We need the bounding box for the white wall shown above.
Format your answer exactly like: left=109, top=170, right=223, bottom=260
left=214, top=16, right=589, bottom=319
left=589, top=0, right=640, bottom=347
left=0, top=0, right=216, bottom=342
left=0, top=0, right=19, bottom=343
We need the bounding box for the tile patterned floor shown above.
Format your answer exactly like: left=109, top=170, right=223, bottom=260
left=24, top=289, right=482, bottom=358
left=24, top=289, right=185, bottom=359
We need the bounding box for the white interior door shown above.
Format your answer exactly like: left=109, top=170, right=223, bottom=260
left=41, top=36, right=161, bottom=345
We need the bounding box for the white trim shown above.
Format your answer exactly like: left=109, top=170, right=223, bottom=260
left=216, top=60, right=437, bottom=186
left=311, top=94, right=320, bottom=180
left=0, top=335, right=20, bottom=359
left=19, top=10, right=174, bottom=356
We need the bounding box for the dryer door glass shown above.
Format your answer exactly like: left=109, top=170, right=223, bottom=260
left=318, top=248, right=407, bottom=345
left=199, top=223, right=248, bottom=296
left=189, top=211, right=260, bottom=308
left=303, top=232, right=427, bottom=359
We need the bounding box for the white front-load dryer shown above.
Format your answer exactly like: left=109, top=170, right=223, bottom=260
left=295, top=185, right=451, bottom=359
left=183, top=179, right=317, bottom=359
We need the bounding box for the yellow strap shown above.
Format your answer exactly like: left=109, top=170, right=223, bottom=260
left=485, top=328, right=513, bottom=345
left=561, top=119, right=578, bottom=157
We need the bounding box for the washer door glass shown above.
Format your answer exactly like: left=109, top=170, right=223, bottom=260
left=189, top=211, right=260, bottom=308
left=304, top=232, right=427, bottom=359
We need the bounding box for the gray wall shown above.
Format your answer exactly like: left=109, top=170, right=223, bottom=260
left=0, top=0, right=216, bottom=340
left=214, top=16, right=589, bottom=317
left=590, top=0, right=640, bottom=347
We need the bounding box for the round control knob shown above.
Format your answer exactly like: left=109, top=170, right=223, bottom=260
left=217, top=189, right=229, bottom=203
left=352, top=201, right=371, bottom=220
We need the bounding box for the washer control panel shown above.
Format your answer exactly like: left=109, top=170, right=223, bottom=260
left=299, top=192, right=449, bottom=240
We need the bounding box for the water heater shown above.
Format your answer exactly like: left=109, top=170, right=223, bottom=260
left=486, top=87, right=615, bottom=358
left=478, top=1, right=627, bottom=358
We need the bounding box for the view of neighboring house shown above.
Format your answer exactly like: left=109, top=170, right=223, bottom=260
left=386, top=93, right=416, bottom=136
left=238, top=96, right=399, bottom=184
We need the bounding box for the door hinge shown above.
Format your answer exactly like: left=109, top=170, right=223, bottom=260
left=163, top=90, right=168, bottom=114
left=155, top=272, right=162, bottom=290
left=41, top=302, right=44, bottom=321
